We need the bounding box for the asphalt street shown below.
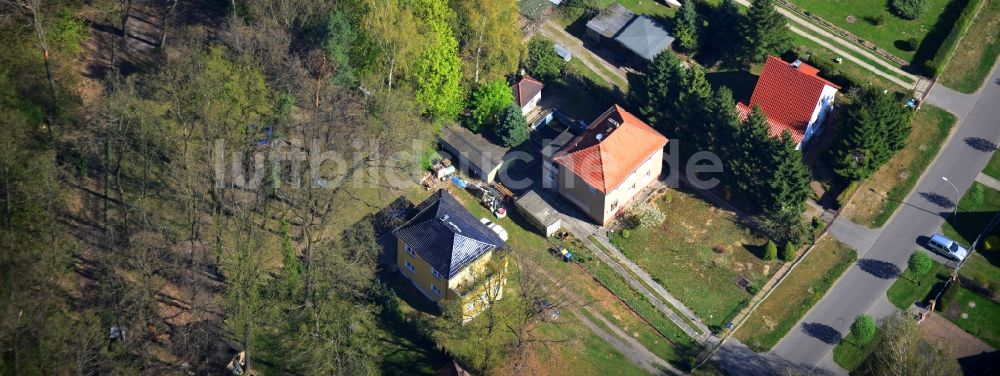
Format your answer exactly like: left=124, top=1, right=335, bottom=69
left=770, top=61, right=1000, bottom=372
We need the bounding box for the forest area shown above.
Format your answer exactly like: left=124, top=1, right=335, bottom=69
left=0, top=0, right=532, bottom=374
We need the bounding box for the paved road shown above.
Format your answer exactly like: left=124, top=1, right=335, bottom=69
left=771, top=59, right=1000, bottom=372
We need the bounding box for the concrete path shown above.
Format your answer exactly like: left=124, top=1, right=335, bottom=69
left=827, top=217, right=880, bottom=256
left=976, top=172, right=1000, bottom=191
left=538, top=20, right=628, bottom=89
left=578, top=306, right=685, bottom=375
left=771, top=58, right=1000, bottom=372
left=733, top=0, right=921, bottom=89
left=927, top=83, right=978, bottom=117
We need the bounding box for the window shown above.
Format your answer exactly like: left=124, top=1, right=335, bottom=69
left=465, top=302, right=475, bottom=312
left=610, top=200, right=619, bottom=212
left=589, top=186, right=596, bottom=194
left=403, top=260, right=415, bottom=273
left=431, top=284, right=442, bottom=296
left=631, top=183, right=636, bottom=190
left=646, top=170, right=651, bottom=177
left=432, top=269, right=443, bottom=280
left=405, top=244, right=415, bottom=257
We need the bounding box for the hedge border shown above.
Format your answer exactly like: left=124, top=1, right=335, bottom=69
left=927, top=0, right=986, bottom=76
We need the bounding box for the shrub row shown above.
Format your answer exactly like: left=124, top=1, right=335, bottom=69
left=926, top=0, right=984, bottom=76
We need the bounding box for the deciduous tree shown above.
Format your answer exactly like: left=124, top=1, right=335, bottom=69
left=468, top=79, right=515, bottom=133
left=525, top=38, right=564, bottom=81
left=454, top=0, right=521, bottom=83
left=411, top=0, right=464, bottom=119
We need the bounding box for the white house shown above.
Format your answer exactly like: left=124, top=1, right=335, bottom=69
left=736, top=56, right=841, bottom=150
left=511, top=75, right=544, bottom=116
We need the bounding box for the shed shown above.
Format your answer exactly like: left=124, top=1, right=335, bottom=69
left=554, top=44, right=572, bottom=61
left=439, top=124, right=511, bottom=183
left=613, top=15, right=674, bottom=62
left=584, top=3, right=634, bottom=42
left=514, top=190, right=563, bottom=237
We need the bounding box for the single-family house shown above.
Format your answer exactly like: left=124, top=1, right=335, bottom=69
left=551, top=105, right=668, bottom=225
left=736, top=56, right=841, bottom=150
left=439, top=124, right=510, bottom=183
left=511, top=75, right=544, bottom=116
left=394, top=189, right=507, bottom=321
left=585, top=4, right=674, bottom=65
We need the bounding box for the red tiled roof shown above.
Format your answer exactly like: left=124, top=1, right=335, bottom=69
left=736, top=102, right=804, bottom=145
left=511, top=76, right=544, bottom=108
left=741, top=56, right=841, bottom=145
left=553, top=105, right=668, bottom=193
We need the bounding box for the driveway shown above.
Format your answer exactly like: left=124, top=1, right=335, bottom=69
left=770, top=59, right=1000, bottom=372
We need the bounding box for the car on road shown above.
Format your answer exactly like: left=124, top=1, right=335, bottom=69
left=926, top=234, right=969, bottom=261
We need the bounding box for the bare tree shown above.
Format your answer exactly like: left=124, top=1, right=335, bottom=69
left=2, top=0, right=57, bottom=107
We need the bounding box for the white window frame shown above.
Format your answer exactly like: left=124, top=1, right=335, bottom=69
left=405, top=244, right=415, bottom=257
left=432, top=269, right=443, bottom=280
left=403, top=260, right=415, bottom=273
left=610, top=200, right=619, bottom=212
left=431, top=283, right=442, bottom=296
left=589, top=186, right=597, bottom=194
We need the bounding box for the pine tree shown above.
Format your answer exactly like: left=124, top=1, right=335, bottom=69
left=832, top=87, right=913, bottom=181
left=492, top=104, right=529, bottom=147
left=763, top=131, right=811, bottom=213
left=673, top=1, right=699, bottom=52
left=739, top=0, right=791, bottom=64
left=781, top=242, right=797, bottom=261
left=677, top=65, right=715, bottom=156
left=730, top=106, right=774, bottom=204
left=707, top=0, right=743, bottom=60
left=635, top=52, right=684, bottom=131
left=764, top=240, right=778, bottom=261
left=707, top=87, right=742, bottom=173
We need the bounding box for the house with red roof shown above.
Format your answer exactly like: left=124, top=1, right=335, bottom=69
left=737, top=56, right=841, bottom=150
left=550, top=105, right=668, bottom=225
left=510, top=75, right=544, bottom=116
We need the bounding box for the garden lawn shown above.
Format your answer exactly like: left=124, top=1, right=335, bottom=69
left=886, top=260, right=951, bottom=309
left=939, top=0, right=1000, bottom=93
left=942, top=287, right=1000, bottom=348
left=832, top=328, right=882, bottom=372
left=609, top=188, right=775, bottom=330
left=788, top=34, right=910, bottom=92
left=959, top=253, right=1000, bottom=286
left=787, top=0, right=966, bottom=66
left=983, top=149, right=1000, bottom=181
left=941, top=182, right=1000, bottom=247
left=448, top=187, right=698, bottom=368
left=844, top=105, right=956, bottom=227
left=735, top=237, right=857, bottom=352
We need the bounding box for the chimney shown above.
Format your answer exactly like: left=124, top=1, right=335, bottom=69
left=520, top=68, right=526, bottom=77
left=791, top=59, right=803, bottom=69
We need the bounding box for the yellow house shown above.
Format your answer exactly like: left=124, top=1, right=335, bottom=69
left=394, top=189, right=507, bottom=322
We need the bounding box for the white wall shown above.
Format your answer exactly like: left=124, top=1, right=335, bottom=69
left=802, top=84, right=839, bottom=147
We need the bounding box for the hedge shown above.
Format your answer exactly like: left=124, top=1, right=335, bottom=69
left=926, top=0, right=984, bottom=76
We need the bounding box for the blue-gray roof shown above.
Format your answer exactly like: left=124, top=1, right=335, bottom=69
left=613, top=15, right=674, bottom=61
left=393, top=189, right=505, bottom=279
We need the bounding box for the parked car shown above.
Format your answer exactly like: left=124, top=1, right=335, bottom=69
left=926, top=234, right=969, bottom=261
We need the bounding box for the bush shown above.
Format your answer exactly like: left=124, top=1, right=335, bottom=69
left=781, top=242, right=797, bottom=262
left=925, top=0, right=983, bottom=76
left=907, top=251, right=932, bottom=276
left=764, top=240, right=778, bottom=261
left=466, top=80, right=515, bottom=133
left=628, top=202, right=666, bottom=228
left=850, top=314, right=877, bottom=344
left=891, top=0, right=928, bottom=20
left=621, top=229, right=631, bottom=239
left=747, top=285, right=759, bottom=294
left=905, top=37, right=919, bottom=52
left=526, top=38, right=565, bottom=81
left=984, top=235, right=999, bottom=251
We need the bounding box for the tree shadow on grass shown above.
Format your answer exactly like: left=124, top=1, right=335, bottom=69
left=858, top=258, right=901, bottom=279
left=801, top=322, right=842, bottom=345
left=910, top=0, right=972, bottom=73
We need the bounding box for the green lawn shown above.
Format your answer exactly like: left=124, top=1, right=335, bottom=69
left=832, top=328, right=882, bottom=372
left=939, top=0, right=1000, bottom=93
left=941, top=182, right=1000, bottom=247
left=735, top=237, right=857, bottom=351
left=959, top=253, right=1000, bottom=287
left=599, top=0, right=678, bottom=18
left=609, top=188, right=776, bottom=331
left=886, top=260, right=951, bottom=309
left=788, top=0, right=967, bottom=66
left=942, top=287, right=1000, bottom=348
left=845, top=106, right=956, bottom=228
left=984, top=150, right=1000, bottom=181
left=787, top=33, right=909, bottom=91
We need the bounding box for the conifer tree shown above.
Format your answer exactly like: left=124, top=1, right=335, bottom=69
left=673, top=1, right=699, bottom=52
left=763, top=131, right=811, bottom=213
left=635, top=52, right=684, bottom=131
left=832, top=87, right=913, bottom=181
left=739, top=0, right=791, bottom=64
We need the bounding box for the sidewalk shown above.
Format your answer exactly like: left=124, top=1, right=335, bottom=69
left=976, top=172, right=1000, bottom=191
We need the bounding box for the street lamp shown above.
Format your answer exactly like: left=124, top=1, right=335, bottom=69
left=942, top=176, right=959, bottom=222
